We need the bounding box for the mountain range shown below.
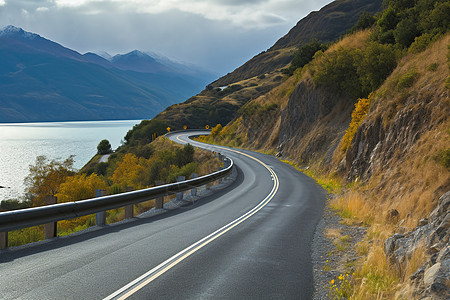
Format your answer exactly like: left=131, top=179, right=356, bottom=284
left=0, top=25, right=216, bottom=123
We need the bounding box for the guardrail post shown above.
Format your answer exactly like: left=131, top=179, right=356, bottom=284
left=95, top=189, right=107, bottom=226
left=44, top=195, right=57, bottom=239
left=177, top=176, right=185, bottom=201
left=0, top=231, right=7, bottom=249
left=191, top=173, right=198, bottom=196
left=125, top=186, right=134, bottom=219
left=218, top=167, right=224, bottom=184
left=224, top=157, right=231, bottom=168
left=155, top=181, right=165, bottom=209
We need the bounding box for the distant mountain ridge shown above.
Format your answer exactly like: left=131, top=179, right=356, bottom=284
left=0, top=25, right=216, bottom=123
left=155, top=0, right=383, bottom=129
left=212, top=0, right=382, bottom=87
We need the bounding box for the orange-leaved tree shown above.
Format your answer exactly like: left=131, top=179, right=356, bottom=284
left=56, top=173, right=107, bottom=203
left=341, top=93, right=373, bottom=152
left=24, top=155, right=76, bottom=207
left=112, top=153, right=146, bottom=189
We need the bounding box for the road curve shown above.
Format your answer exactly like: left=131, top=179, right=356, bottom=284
left=0, top=131, right=326, bottom=299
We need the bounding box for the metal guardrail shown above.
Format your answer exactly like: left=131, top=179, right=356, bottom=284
left=0, top=155, right=233, bottom=234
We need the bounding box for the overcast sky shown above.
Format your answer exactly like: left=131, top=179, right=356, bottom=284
left=0, top=0, right=332, bottom=75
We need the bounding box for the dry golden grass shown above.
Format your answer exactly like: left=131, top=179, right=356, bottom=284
left=327, top=29, right=372, bottom=52
left=374, top=34, right=449, bottom=125
left=404, top=243, right=427, bottom=280
left=325, top=227, right=343, bottom=239
left=330, top=191, right=375, bottom=225
left=352, top=241, right=399, bottom=299
left=330, top=186, right=434, bottom=299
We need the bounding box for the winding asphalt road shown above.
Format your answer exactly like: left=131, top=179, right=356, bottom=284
left=0, top=131, right=326, bottom=299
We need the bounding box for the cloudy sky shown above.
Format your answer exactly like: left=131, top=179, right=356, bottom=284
left=0, top=0, right=332, bottom=75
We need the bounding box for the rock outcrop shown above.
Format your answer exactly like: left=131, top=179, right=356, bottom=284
left=346, top=101, right=433, bottom=181
left=385, top=191, right=450, bottom=299
left=278, top=79, right=353, bottom=164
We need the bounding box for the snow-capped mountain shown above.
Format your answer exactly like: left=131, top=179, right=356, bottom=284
left=0, top=25, right=216, bottom=122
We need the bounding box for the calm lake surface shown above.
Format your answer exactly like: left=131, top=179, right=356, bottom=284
left=0, top=120, right=141, bottom=201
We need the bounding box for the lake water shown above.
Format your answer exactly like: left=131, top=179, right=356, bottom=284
left=0, top=120, right=141, bottom=201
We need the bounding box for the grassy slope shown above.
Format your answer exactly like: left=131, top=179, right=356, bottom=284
left=203, top=31, right=449, bottom=298
left=154, top=0, right=382, bottom=130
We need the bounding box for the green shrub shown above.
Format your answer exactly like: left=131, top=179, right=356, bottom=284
left=436, top=148, right=450, bottom=169
left=313, top=47, right=363, bottom=97
left=358, top=42, right=398, bottom=94
left=409, top=33, right=435, bottom=54
left=284, top=39, right=328, bottom=76
left=8, top=226, right=44, bottom=247
left=348, top=11, right=376, bottom=33
left=175, top=143, right=195, bottom=167
left=124, top=119, right=168, bottom=146
left=427, top=63, right=439, bottom=72
left=0, top=199, right=31, bottom=210
left=396, top=69, right=419, bottom=90
left=394, top=18, right=419, bottom=48
left=264, top=103, right=278, bottom=111
left=94, top=162, right=108, bottom=176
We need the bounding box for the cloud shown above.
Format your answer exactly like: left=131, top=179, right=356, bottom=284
left=0, top=0, right=333, bottom=74
left=0, top=0, right=5, bottom=6
left=54, top=0, right=92, bottom=7
left=47, top=0, right=318, bottom=29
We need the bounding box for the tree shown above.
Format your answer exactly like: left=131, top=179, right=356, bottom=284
left=112, top=153, right=145, bottom=188
left=377, top=7, right=399, bottom=32
left=284, top=39, right=328, bottom=76
left=341, top=94, right=372, bottom=152
left=357, top=42, right=398, bottom=94
left=24, top=155, right=75, bottom=206
left=312, top=47, right=363, bottom=98
left=97, top=139, right=112, bottom=155
left=56, top=173, right=107, bottom=202
left=349, top=11, right=377, bottom=33
left=175, top=144, right=195, bottom=167
left=211, top=124, right=223, bottom=137
left=394, top=18, right=419, bottom=48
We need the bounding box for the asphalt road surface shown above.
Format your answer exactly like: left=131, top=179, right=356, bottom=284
left=0, top=131, right=326, bottom=299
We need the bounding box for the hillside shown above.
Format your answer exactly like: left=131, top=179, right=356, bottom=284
left=0, top=26, right=214, bottom=123
left=185, top=0, right=449, bottom=298
left=154, top=0, right=383, bottom=129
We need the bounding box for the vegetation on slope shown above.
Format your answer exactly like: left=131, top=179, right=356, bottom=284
left=153, top=0, right=383, bottom=130
left=2, top=134, right=221, bottom=247
left=195, top=0, right=449, bottom=297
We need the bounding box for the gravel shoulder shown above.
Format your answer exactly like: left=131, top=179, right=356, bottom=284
left=312, top=202, right=367, bottom=299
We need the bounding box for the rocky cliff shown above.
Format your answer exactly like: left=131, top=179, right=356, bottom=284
left=206, top=28, right=449, bottom=299
left=385, top=192, right=449, bottom=299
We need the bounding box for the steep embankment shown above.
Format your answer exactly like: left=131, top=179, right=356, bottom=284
left=202, top=27, right=449, bottom=300
left=133, top=0, right=449, bottom=297
left=155, top=0, right=382, bottom=129
left=216, top=31, right=449, bottom=225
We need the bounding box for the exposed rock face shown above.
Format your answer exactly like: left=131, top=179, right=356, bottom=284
left=278, top=80, right=353, bottom=164
left=346, top=102, right=432, bottom=181
left=385, top=192, right=450, bottom=299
